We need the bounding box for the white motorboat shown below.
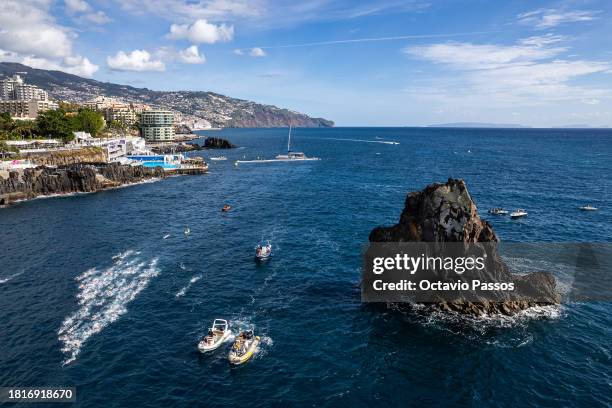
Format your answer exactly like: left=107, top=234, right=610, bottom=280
left=510, top=209, right=528, bottom=218
left=235, top=125, right=319, bottom=164
left=228, top=329, right=260, bottom=365
left=488, top=208, right=509, bottom=215
left=184, top=227, right=191, bottom=235
left=210, top=156, right=227, bottom=161
left=255, top=242, right=272, bottom=260
left=579, top=205, right=598, bottom=211
left=198, top=319, right=231, bottom=353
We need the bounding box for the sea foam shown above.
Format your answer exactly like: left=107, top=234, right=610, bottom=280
left=58, top=250, right=160, bottom=365
left=175, top=274, right=202, bottom=298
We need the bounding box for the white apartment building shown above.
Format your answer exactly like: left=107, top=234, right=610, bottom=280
left=1, top=74, right=49, bottom=101
left=103, top=106, right=137, bottom=126
left=0, top=74, right=57, bottom=119
left=72, top=132, right=148, bottom=161
left=0, top=99, right=58, bottom=119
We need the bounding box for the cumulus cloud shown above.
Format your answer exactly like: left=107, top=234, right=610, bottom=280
left=0, top=0, right=99, bottom=76
left=234, top=47, right=267, bottom=57
left=167, top=19, right=234, bottom=44
left=65, top=0, right=111, bottom=24
left=156, top=45, right=206, bottom=64
left=107, top=50, right=165, bottom=71
left=518, top=9, right=599, bottom=29
left=21, top=55, right=99, bottom=77
left=178, top=45, right=206, bottom=64
left=404, top=37, right=611, bottom=103
left=65, top=0, right=89, bottom=13
left=249, top=47, right=266, bottom=57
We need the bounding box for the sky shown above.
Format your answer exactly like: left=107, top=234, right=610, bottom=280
left=1, top=0, right=612, bottom=127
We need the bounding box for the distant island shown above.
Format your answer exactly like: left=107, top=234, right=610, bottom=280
left=427, top=122, right=531, bottom=129
left=0, top=62, right=334, bottom=129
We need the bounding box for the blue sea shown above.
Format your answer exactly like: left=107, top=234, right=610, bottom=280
left=1, top=128, right=611, bottom=407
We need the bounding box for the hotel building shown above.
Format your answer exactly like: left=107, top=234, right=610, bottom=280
left=140, top=110, right=175, bottom=141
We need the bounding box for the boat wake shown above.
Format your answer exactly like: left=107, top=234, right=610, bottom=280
left=0, top=271, right=23, bottom=284
left=324, top=137, right=400, bottom=145
left=254, top=336, right=273, bottom=360
left=58, top=250, right=160, bottom=365
left=175, top=274, right=202, bottom=298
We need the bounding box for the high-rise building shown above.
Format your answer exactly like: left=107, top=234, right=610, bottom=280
left=0, top=74, right=56, bottom=118
left=1, top=74, right=49, bottom=101
left=140, top=110, right=175, bottom=141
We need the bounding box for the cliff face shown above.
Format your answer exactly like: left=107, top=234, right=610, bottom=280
left=24, top=147, right=108, bottom=166
left=369, top=178, right=560, bottom=315
left=0, top=163, right=165, bottom=206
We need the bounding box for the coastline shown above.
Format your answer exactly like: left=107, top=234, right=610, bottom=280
left=0, top=162, right=205, bottom=207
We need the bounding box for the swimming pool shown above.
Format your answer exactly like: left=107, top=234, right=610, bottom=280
left=140, top=161, right=178, bottom=169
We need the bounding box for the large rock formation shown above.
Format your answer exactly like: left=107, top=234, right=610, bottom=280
left=151, top=143, right=200, bottom=154
left=203, top=137, right=236, bottom=149
left=369, top=178, right=560, bottom=316
left=0, top=163, right=165, bottom=206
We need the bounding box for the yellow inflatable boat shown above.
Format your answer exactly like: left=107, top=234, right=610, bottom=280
left=228, top=330, right=260, bottom=365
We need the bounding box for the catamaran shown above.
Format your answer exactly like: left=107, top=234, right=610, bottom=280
left=235, top=125, right=319, bottom=165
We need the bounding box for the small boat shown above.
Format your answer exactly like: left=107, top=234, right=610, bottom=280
left=163, top=234, right=171, bottom=239
left=510, top=209, right=528, bottom=218
left=255, top=242, right=272, bottom=260
left=184, top=227, right=191, bottom=235
left=222, top=204, right=231, bottom=212
left=228, top=330, right=260, bottom=365
left=210, top=156, right=227, bottom=161
left=579, top=205, right=598, bottom=211
left=488, top=208, right=509, bottom=215
left=198, top=319, right=231, bottom=353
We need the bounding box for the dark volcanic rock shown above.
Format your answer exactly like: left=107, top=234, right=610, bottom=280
left=151, top=143, right=200, bottom=154
left=203, top=137, right=236, bottom=149
left=369, top=178, right=560, bottom=316
left=0, top=163, right=165, bottom=206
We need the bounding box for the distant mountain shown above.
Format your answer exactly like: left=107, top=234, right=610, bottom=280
left=427, top=122, right=530, bottom=129
left=0, top=62, right=334, bottom=128
left=554, top=124, right=592, bottom=128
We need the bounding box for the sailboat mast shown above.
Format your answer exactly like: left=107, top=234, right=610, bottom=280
left=287, top=124, right=292, bottom=153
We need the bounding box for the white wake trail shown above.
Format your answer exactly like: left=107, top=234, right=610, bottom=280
left=58, top=251, right=160, bottom=365
left=324, top=137, right=400, bottom=145
left=175, top=274, right=202, bottom=298
left=0, top=271, right=23, bottom=284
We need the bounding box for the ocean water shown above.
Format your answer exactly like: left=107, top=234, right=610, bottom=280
left=1, top=128, right=611, bottom=407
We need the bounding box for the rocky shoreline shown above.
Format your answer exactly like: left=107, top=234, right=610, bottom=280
left=369, top=178, right=560, bottom=316
left=0, top=163, right=166, bottom=206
